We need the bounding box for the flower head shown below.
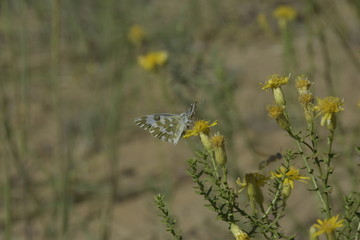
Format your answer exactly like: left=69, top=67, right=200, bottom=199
left=299, top=93, right=314, bottom=106
left=271, top=166, right=309, bottom=198
left=271, top=166, right=309, bottom=188
left=313, top=96, right=344, bottom=131
left=273, top=5, right=297, bottom=22
left=138, top=51, right=168, bottom=71
left=312, top=215, right=344, bottom=238
left=128, top=25, right=146, bottom=46
left=261, top=74, right=289, bottom=105
left=295, top=75, right=313, bottom=93
left=183, top=120, right=218, bottom=151
left=261, top=74, right=290, bottom=90
left=183, top=120, right=218, bottom=138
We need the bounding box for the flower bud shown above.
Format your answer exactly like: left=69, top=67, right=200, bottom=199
left=267, top=105, right=290, bottom=131
left=211, top=133, right=227, bottom=166
left=230, top=224, right=250, bottom=240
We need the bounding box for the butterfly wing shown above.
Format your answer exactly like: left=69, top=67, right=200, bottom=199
left=134, top=113, right=186, bottom=144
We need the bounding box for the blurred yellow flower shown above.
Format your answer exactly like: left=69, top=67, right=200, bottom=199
left=273, top=5, right=297, bottom=22
left=183, top=120, right=218, bottom=138
left=312, top=215, right=344, bottom=238
left=313, top=96, right=344, bottom=130
left=261, top=74, right=289, bottom=90
left=128, top=25, right=146, bottom=46
left=257, top=13, right=273, bottom=36
left=138, top=51, right=168, bottom=71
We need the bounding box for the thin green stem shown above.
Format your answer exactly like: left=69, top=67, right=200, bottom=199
left=290, top=130, right=329, bottom=216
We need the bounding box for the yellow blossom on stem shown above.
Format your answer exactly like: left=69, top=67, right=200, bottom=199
left=313, top=96, right=344, bottom=131
left=312, top=215, right=344, bottom=239
left=183, top=120, right=217, bottom=151
left=273, top=5, right=297, bottom=22
left=271, top=166, right=310, bottom=198
left=299, top=93, right=314, bottom=106
left=138, top=51, right=168, bottom=71
left=128, top=25, right=146, bottom=46
left=261, top=74, right=290, bottom=90
left=261, top=74, right=289, bottom=105
left=295, top=75, right=313, bottom=93
left=183, top=120, right=218, bottom=138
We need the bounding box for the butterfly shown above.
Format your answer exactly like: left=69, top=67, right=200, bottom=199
left=134, top=102, right=197, bottom=144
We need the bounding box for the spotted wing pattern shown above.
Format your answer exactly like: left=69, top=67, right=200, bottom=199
left=134, top=102, right=197, bottom=144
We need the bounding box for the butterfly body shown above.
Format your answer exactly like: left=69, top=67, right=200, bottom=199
left=134, top=102, right=197, bottom=144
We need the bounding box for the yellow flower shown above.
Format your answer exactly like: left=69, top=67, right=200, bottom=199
left=271, top=166, right=309, bottom=188
left=295, top=75, right=313, bottom=93
left=313, top=96, right=344, bottom=131
left=299, top=93, right=314, bottom=106
left=138, top=51, right=168, bottom=71
left=271, top=166, right=309, bottom=198
left=128, top=25, right=146, bottom=46
left=312, top=215, right=344, bottom=238
left=273, top=5, right=297, bottom=22
left=231, top=224, right=250, bottom=240
left=261, top=74, right=289, bottom=105
left=183, top=120, right=218, bottom=138
left=183, top=120, right=218, bottom=151
left=261, top=74, right=290, bottom=90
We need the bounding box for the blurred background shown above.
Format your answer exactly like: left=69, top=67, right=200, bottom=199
left=0, top=0, right=359, bottom=239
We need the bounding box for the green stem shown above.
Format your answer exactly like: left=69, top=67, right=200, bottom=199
left=289, top=129, right=329, bottom=216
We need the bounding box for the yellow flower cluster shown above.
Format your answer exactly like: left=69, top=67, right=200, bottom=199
left=138, top=51, right=168, bottom=71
